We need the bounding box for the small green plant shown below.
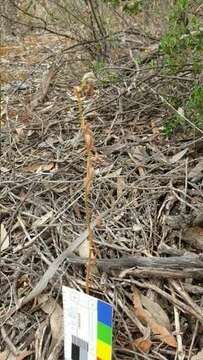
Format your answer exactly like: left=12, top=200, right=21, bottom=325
left=122, top=0, right=143, bottom=15
left=163, top=115, right=184, bottom=136
left=163, top=85, right=203, bottom=136
left=103, top=0, right=120, bottom=6
left=103, top=0, right=143, bottom=15
left=92, top=59, right=120, bottom=85
left=92, top=59, right=106, bottom=74
left=186, top=85, right=203, bottom=126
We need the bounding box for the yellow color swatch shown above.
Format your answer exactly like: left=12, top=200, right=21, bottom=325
left=97, top=340, right=112, bottom=360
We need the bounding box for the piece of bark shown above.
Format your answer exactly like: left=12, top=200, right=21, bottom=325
left=119, top=267, right=203, bottom=279
left=59, top=254, right=203, bottom=273
left=89, top=254, right=203, bottom=270
left=30, top=66, right=58, bottom=111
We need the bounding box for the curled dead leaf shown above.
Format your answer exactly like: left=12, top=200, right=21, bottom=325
left=23, top=162, right=56, bottom=173
left=133, top=337, right=152, bottom=353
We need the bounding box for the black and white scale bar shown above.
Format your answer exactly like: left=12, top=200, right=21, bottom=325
left=71, top=335, right=88, bottom=360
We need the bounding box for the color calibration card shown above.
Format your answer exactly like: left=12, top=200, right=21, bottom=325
left=62, top=286, right=113, bottom=360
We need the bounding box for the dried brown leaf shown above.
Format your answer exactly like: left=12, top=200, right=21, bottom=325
left=133, top=337, right=152, bottom=353
left=140, top=294, right=171, bottom=331
left=133, top=288, right=177, bottom=348
left=38, top=294, right=63, bottom=358
left=23, top=162, right=55, bottom=173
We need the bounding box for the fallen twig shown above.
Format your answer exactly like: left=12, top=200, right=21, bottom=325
left=63, top=254, right=203, bottom=271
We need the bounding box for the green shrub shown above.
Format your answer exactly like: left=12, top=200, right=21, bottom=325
left=160, top=0, right=203, bottom=135
left=163, top=85, right=203, bottom=136
left=160, top=0, right=202, bottom=73
left=187, top=85, right=203, bottom=126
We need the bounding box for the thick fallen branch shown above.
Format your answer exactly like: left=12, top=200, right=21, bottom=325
left=66, top=254, right=203, bottom=271
left=2, top=246, right=202, bottom=325
left=118, top=267, right=203, bottom=279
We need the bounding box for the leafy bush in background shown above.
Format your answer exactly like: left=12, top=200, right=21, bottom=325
left=160, top=0, right=203, bottom=135
left=160, top=0, right=202, bottom=73
left=2, top=0, right=202, bottom=137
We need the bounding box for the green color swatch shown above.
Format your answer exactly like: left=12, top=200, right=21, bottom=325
left=97, top=322, right=112, bottom=345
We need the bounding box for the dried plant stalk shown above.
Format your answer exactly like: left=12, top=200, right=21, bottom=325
left=74, top=86, right=96, bottom=294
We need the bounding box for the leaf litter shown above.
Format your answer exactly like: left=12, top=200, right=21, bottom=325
left=37, top=294, right=63, bottom=359
left=1, top=4, right=203, bottom=359
left=133, top=288, right=177, bottom=348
